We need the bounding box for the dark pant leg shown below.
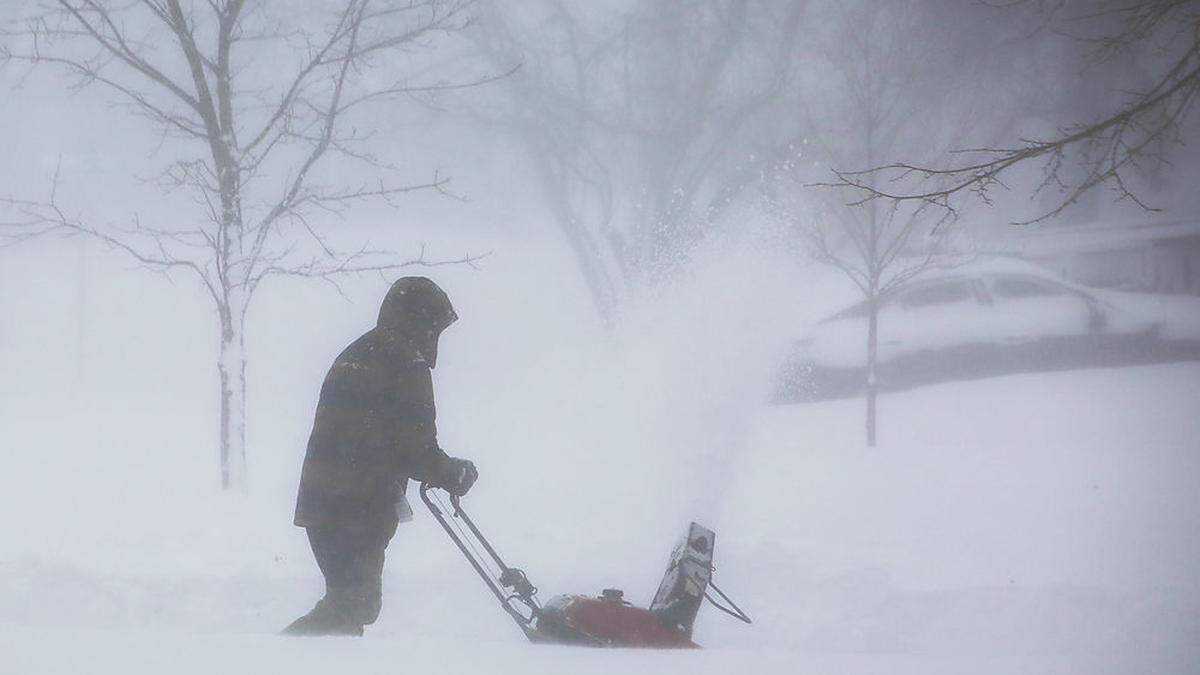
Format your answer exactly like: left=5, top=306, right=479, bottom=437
left=308, top=513, right=399, bottom=627
left=283, top=512, right=399, bottom=636
left=357, top=514, right=400, bottom=624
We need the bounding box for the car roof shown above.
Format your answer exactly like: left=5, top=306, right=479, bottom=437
left=898, top=255, right=1087, bottom=291
left=819, top=256, right=1104, bottom=323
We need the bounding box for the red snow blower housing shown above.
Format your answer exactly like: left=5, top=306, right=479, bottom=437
left=420, top=483, right=751, bottom=648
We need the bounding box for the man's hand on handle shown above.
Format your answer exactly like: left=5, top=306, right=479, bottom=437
left=439, top=457, right=478, bottom=497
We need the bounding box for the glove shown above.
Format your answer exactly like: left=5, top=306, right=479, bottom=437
left=439, top=457, right=478, bottom=497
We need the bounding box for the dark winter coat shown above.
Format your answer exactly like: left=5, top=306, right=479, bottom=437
left=294, top=279, right=457, bottom=528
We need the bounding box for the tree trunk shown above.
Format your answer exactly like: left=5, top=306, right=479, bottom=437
left=525, top=141, right=620, bottom=324
left=75, top=239, right=88, bottom=382
left=866, top=295, right=879, bottom=447
left=218, top=314, right=248, bottom=491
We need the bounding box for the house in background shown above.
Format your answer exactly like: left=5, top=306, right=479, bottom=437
left=982, top=220, right=1200, bottom=296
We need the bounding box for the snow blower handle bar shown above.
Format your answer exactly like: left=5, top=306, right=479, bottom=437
left=419, top=482, right=542, bottom=638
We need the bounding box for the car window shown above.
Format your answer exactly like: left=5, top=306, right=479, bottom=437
left=898, top=280, right=973, bottom=309
left=829, top=300, right=871, bottom=320
left=991, top=276, right=1070, bottom=299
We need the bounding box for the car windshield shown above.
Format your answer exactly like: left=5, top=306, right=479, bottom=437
left=830, top=301, right=871, bottom=320
left=991, top=276, right=1071, bottom=299
left=898, top=280, right=974, bottom=309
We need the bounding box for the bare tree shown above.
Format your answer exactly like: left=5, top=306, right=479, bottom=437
left=829, top=0, right=1200, bottom=224
left=470, top=0, right=802, bottom=322
left=763, top=0, right=995, bottom=446
left=786, top=199, right=945, bottom=447
left=0, top=0, right=495, bottom=490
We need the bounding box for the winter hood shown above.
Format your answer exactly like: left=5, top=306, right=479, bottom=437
left=377, top=277, right=457, bottom=368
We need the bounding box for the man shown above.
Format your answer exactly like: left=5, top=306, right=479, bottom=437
left=283, top=276, right=478, bottom=637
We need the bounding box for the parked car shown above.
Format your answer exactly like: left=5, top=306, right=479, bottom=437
left=776, top=257, right=1200, bottom=402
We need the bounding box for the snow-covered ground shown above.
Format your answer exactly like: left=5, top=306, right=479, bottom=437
left=3, top=2, right=1198, bottom=671
left=0, top=197, right=1195, bottom=673
left=2, top=360, right=1197, bottom=674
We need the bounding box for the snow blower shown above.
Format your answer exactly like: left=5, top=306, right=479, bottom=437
left=420, top=483, right=751, bottom=648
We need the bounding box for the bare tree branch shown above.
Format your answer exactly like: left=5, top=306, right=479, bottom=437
left=823, top=1, right=1200, bottom=225
left=1, top=0, right=500, bottom=490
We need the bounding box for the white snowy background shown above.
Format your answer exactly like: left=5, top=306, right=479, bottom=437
left=2, top=2, right=1199, bottom=674
left=4, top=196, right=1198, bottom=674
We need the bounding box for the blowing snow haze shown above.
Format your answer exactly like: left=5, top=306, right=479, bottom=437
left=1, top=1, right=1198, bottom=673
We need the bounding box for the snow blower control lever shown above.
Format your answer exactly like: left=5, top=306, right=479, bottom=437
left=419, top=483, right=751, bottom=648
left=419, top=484, right=541, bottom=636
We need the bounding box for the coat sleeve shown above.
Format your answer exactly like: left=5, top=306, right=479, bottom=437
left=392, top=363, right=452, bottom=485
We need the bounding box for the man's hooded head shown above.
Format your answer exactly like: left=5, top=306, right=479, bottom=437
left=377, top=277, right=457, bottom=368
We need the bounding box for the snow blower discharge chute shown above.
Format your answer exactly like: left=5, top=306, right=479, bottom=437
left=420, top=483, right=751, bottom=648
